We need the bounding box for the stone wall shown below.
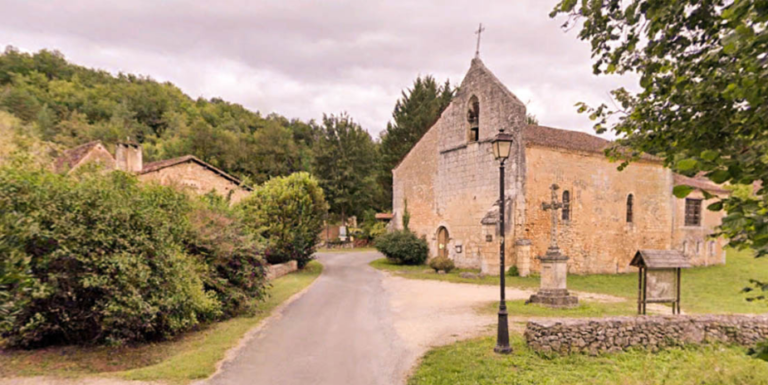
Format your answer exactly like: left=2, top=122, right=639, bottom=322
left=138, top=161, right=250, bottom=203
left=523, top=145, right=726, bottom=274
left=265, top=260, right=298, bottom=280
left=524, top=145, right=675, bottom=274
left=392, top=119, right=440, bottom=252
left=525, top=314, right=768, bottom=355
left=672, top=189, right=727, bottom=266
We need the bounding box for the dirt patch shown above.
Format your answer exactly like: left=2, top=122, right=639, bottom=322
left=381, top=272, right=672, bottom=379
left=382, top=274, right=534, bottom=358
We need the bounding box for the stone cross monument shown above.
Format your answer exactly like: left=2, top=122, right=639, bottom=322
left=528, top=184, right=579, bottom=308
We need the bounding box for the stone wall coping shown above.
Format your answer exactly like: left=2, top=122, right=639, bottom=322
left=529, top=314, right=768, bottom=328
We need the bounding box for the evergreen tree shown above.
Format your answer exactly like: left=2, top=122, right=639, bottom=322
left=378, top=76, right=454, bottom=210
left=312, top=113, right=378, bottom=223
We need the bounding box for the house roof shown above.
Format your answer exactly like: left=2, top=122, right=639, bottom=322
left=140, top=155, right=252, bottom=191
left=630, top=249, right=691, bottom=269
left=523, top=125, right=611, bottom=154
left=54, top=141, right=105, bottom=172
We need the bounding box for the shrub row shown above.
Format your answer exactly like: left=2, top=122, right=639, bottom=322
left=375, top=230, right=428, bottom=265
left=0, top=165, right=267, bottom=348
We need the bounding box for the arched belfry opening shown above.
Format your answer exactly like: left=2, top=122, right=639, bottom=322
left=467, top=95, right=480, bottom=142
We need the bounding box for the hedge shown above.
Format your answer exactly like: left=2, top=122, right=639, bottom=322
left=0, top=165, right=267, bottom=347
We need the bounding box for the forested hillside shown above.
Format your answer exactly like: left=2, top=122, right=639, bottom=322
left=0, top=46, right=314, bottom=186
left=0, top=46, right=454, bottom=214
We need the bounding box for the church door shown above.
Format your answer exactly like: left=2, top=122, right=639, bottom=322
left=437, top=227, right=449, bottom=258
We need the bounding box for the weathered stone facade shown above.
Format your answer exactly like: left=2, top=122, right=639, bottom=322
left=55, top=141, right=250, bottom=204
left=392, top=58, right=727, bottom=275
left=525, top=314, right=768, bottom=355
left=139, top=157, right=250, bottom=203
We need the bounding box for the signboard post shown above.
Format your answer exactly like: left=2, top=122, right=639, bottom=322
left=630, top=250, right=689, bottom=315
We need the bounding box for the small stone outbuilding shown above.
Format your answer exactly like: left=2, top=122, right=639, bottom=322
left=55, top=141, right=251, bottom=203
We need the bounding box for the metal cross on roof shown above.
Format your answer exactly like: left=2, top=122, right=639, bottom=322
left=541, top=184, right=563, bottom=250
left=475, top=23, right=485, bottom=58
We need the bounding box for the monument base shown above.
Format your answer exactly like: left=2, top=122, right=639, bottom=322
left=528, top=289, right=579, bottom=309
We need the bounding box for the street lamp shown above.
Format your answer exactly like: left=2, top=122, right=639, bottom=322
left=492, top=128, right=514, bottom=354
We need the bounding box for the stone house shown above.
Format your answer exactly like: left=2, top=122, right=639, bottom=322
left=55, top=141, right=251, bottom=203
left=392, top=58, right=728, bottom=276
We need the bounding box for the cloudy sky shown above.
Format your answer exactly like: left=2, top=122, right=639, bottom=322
left=1, top=0, right=636, bottom=138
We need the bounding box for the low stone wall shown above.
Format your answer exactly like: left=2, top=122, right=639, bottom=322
left=265, top=260, right=298, bottom=280
left=525, top=314, right=768, bottom=355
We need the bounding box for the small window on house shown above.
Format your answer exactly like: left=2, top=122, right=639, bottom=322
left=696, top=241, right=702, bottom=255
left=685, top=198, right=702, bottom=226
left=708, top=241, right=715, bottom=257
left=467, top=95, right=479, bottom=142
left=682, top=241, right=688, bottom=254
left=626, top=194, right=634, bottom=223
left=562, top=190, right=570, bottom=221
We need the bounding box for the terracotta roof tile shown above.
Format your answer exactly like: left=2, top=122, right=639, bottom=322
left=141, top=155, right=251, bottom=191
left=523, top=125, right=611, bottom=153
left=54, top=141, right=105, bottom=172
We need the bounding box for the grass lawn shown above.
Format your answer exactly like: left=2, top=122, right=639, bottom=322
left=477, top=300, right=640, bottom=319
left=409, top=335, right=768, bottom=385
left=0, top=260, right=323, bottom=383
left=372, top=248, right=768, bottom=314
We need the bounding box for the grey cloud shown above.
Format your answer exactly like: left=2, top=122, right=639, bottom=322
left=0, top=0, right=635, bottom=136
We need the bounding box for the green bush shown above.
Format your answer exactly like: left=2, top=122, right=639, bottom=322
left=238, top=172, right=328, bottom=268
left=507, top=265, right=520, bottom=277
left=375, top=230, right=428, bottom=265
left=0, top=166, right=220, bottom=347
left=186, top=194, right=268, bottom=318
left=429, top=256, right=455, bottom=273
left=359, top=210, right=388, bottom=242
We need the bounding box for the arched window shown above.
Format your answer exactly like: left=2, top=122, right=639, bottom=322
left=626, top=194, right=634, bottom=223
left=467, top=95, right=479, bottom=142
left=562, top=190, right=570, bottom=221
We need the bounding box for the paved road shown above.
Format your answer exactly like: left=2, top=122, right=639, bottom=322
left=206, top=251, right=410, bottom=385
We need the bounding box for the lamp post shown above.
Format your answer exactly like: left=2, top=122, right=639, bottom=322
left=491, top=128, right=514, bottom=354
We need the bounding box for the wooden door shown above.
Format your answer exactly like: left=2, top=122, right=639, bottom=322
left=437, top=227, right=449, bottom=258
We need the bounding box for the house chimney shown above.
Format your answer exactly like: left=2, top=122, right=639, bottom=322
left=115, top=141, right=143, bottom=173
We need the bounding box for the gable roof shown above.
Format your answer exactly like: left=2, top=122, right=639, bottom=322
left=630, top=249, right=691, bottom=269
left=54, top=141, right=110, bottom=172
left=140, top=155, right=252, bottom=191
left=464, top=58, right=524, bottom=106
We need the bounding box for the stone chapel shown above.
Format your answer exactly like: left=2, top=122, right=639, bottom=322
left=391, top=58, right=728, bottom=276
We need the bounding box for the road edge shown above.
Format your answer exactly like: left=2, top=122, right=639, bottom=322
left=195, top=262, right=325, bottom=384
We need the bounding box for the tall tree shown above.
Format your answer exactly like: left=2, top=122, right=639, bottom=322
left=312, top=113, right=378, bottom=222
left=551, top=1, right=768, bottom=258
left=378, top=76, right=454, bottom=210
